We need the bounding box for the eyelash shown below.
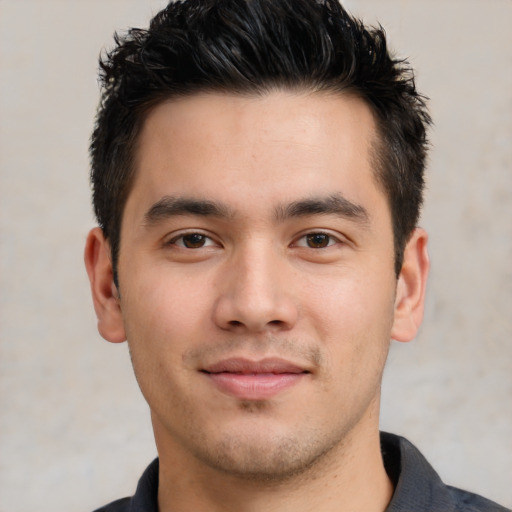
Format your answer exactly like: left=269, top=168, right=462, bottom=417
left=167, top=232, right=217, bottom=249
left=293, top=231, right=341, bottom=249
left=167, top=231, right=342, bottom=250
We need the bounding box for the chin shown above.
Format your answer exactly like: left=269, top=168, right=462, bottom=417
left=188, top=424, right=345, bottom=483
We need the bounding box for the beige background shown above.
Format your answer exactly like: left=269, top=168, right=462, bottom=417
left=0, top=0, right=511, bottom=510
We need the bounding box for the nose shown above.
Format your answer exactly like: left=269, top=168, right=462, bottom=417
left=212, top=243, right=299, bottom=333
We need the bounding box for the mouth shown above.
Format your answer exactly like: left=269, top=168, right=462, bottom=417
left=200, top=357, right=310, bottom=400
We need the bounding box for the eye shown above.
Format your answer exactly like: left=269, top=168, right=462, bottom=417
left=170, top=233, right=216, bottom=249
left=295, top=232, right=338, bottom=249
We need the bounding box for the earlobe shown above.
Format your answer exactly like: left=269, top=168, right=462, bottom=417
left=84, top=227, right=127, bottom=343
left=391, top=228, right=429, bottom=343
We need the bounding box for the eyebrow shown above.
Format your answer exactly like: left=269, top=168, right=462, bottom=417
left=274, top=194, right=370, bottom=225
left=143, top=193, right=369, bottom=226
left=144, top=196, right=234, bottom=225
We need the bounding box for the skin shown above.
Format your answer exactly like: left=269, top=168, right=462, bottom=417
left=85, top=90, right=429, bottom=512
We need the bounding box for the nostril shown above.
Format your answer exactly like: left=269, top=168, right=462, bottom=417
left=226, top=319, right=284, bottom=329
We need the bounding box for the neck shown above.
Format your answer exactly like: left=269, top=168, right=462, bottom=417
left=155, top=421, right=393, bottom=512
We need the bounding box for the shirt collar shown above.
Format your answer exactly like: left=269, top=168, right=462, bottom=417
left=129, top=457, right=159, bottom=512
left=381, top=432, right=457, bottom=511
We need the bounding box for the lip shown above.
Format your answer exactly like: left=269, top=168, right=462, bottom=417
left=201, top=357, right=309, bottom=400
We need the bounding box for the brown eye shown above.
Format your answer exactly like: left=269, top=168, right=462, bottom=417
left=180, top=233, right=207, bottom=248
left=168, top=232, right=218, bottom=250
left=306, top=233, right=331, bottom=248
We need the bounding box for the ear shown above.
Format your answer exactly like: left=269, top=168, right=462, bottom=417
left=84, top=227, right=126, bottom=343
left=391, top=227, right=429, bottom=343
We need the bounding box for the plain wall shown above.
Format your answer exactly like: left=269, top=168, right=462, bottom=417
left=0, top=0, right=511, bottom=510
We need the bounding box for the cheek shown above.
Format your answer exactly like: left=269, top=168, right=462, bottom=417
left=119, top=269, right=215, bottom=393
left=304, top=269, right=395, bottom=364
left=119, top=275, right=208, bottom=412
left=308, top=268, right=394, bottom=325
left=123, top=265, right=213, bottom=336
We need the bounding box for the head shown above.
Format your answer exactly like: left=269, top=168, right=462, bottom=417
left=90, top=0, right=430, bottom=284
left=85, top=0, right=431, bottom=486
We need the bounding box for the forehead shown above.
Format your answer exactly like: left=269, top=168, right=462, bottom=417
left=127, top=90, right=385, bottom=220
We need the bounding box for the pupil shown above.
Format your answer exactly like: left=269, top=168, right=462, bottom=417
left=307, top=233, right=329, bottom=248
left=183, top=234, right=205, bottom=248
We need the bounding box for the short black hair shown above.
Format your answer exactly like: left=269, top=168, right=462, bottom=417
left=90, top=0, right=431, bottom=282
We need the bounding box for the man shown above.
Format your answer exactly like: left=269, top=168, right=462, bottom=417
left=84, top=0, right=509, bottom=510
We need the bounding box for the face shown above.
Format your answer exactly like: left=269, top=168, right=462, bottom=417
left=86, top=90, right=428, bottom=481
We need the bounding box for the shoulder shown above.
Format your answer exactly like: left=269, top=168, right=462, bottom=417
left=92, top=497, right=131, bottom=512
left=90, top=458, right=159, bottom=512
left=381, top=433, right=511, bottom=512
left=446, top=486, right=511, bottom=512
